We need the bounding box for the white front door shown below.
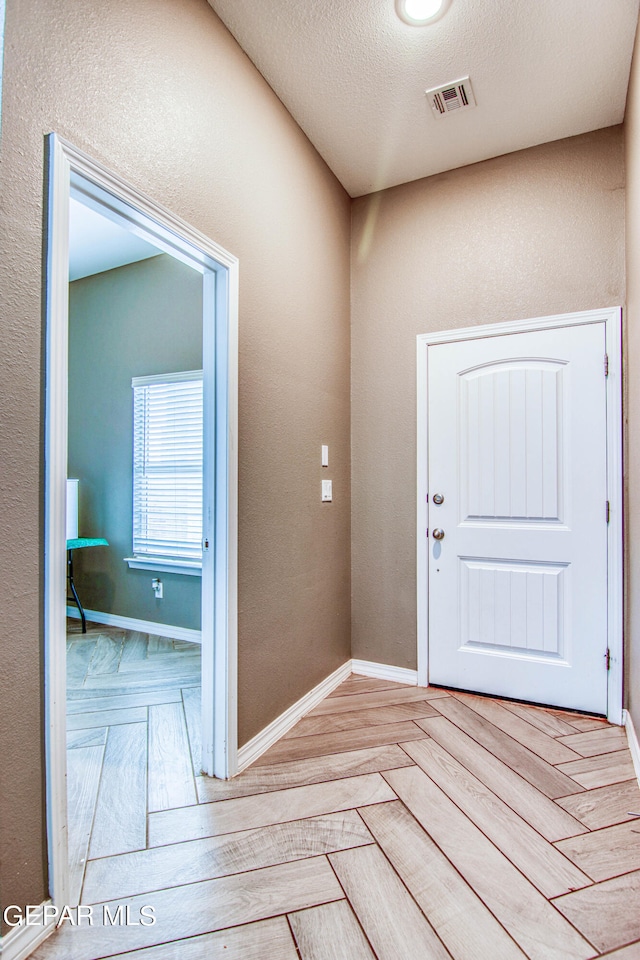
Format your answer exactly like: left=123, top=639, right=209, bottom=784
left=427, top=322, right=608, bottom=714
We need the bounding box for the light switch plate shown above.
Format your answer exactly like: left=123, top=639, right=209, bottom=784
left=322, top=479, right=333, bottom=502
left=322, top=444, right=329, bottom=467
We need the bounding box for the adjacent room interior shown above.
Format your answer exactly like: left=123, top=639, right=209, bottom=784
left=64, top=196, right=205, bottom=903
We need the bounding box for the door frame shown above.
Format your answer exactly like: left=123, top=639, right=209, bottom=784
left=44, top=133, right=239, bottom=907
left=416, top=307, right=623, bottom=724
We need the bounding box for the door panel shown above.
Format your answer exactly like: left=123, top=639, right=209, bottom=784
left=461, top=362, right=564, bottom=522
left=459, top=557, right=567, bottom=657
left=427, top=323, right=607, bottom=714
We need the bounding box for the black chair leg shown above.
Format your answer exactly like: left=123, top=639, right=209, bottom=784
left=67, top=549, right=87, bottom=633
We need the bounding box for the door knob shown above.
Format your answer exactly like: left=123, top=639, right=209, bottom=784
left=432, top=493, right=444, bottom=505
left=432, top=528, right=445, bottom=540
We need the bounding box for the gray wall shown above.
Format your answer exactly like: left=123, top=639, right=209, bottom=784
left=0, top=0, right=351, bottom=922
left=68, top=253, right=203, bottom=631
left=351, top=127, right=626, bottom=670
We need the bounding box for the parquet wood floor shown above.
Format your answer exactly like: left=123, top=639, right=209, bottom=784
left=32, top=622, right=640, bottom=960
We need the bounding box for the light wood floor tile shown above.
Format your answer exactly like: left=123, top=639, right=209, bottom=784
left=30, top=858, right=344, bottom=960
left=308, top=686, right=449, bottom=716
left=256, top=720, right=428, bottom=766
left=453, top=692, right=582, bottom=763
left=173, top=639, right=199, bottom=651
left=501, top=700, right=583, bottom=737
left=86, top=634, right=124, bottom=676
left=88, top=722, right=147, bottom=859
left=548, top=709, right=610, bottom=733
left=149, top=772, right=396, bottom=847
left=556, top=727, right=630, bottom=757
left=555, top=779, right=640, bottom=829
left=67, top=744, right=105, bottom=905
left=182, top=687, right=202, bottom=776
left=285, top=700, right=438, bottom=739
left=147, top=635, right=176, bottom=655
left=117, top=655, right=201, bottom=678
left=67, top=728, right=108, bottom=749
left=556, top=751, right=636, bottom=789
left=430, top=696, right=584, bottom=798
left=402, top=738, right=591, bottom=897
left=360, top=801, right=529, bottom=960
left=118, top=631, right=149, bottom=664
left=67, top=684, right=191, bottom=702
left=67, top=640, right=97, bottom=685
left=285, top=701, right=439, bottom=739
left=83, top=810, right=373, bottom=903
left=555, top=821, right=640, bottom=882
left=552, top=870, right=640, bottom=954
left=384, top=765, right=594, bottom=960
left=195, top=744, right=414, bottom=802
left=418, top=715, right=587, bottom=841
left=329, top=844, right=451, bottom=960
left=67, top=690, right=181, bottom=714
left=563, top=716, right=612, bottom=733
left=329, top=677, right=410, bottom=696
left=289, top=900, right=376, bottom=960
left=148, top=702, right=197, bottom=812
left=67, top=706, right=147, bottom=730
left=94, top=919, right=299, bottom=960
left=122, top=643, right=200, bottom=663
left=593, top=943, right=640, bottom=959
left=60, top=632, right=640, bottom=960
left=75, top=674, right=201, bottom=694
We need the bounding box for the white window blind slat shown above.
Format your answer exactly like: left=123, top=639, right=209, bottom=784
left=132, top=372, right=203, bottom=562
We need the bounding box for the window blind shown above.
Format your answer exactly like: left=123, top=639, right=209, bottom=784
left=132, top=370, right=203, bottom=563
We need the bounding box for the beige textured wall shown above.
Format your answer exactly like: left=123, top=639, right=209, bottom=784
left=0, top=0, right=350, bottom=917
left=351, top=128, right=625, bottom=669
left=626, top=20, right=640, bottom=734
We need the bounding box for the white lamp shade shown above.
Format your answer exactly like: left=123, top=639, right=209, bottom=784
left=66, top=479, right=79, bottom=540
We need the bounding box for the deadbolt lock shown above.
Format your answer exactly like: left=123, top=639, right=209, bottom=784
left=432, top=493, right=444, bottom=505
left=432, top=528, right=445, bottom=540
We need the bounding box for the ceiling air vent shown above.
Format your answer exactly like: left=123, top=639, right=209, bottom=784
left=426, top=77, right=476, bottom=118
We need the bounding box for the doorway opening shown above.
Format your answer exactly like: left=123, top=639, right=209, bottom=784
left=44, top=134, right=238, bottom=909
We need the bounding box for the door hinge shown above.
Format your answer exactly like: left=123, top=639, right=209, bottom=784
left=605, top=500, right=610, bottom=523
left=605, top=648, right=611, bottom=671
left=604, top=353, right=609, bottom=377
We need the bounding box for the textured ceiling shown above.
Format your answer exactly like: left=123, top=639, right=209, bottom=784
left=208, top=0, right=640, bottom=197
left=69, top=198, right=161, bottom=281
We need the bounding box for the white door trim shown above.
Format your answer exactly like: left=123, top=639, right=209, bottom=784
left=44, top=134, right=239, bottom=909
left=416, top=307, right=623, bottom=724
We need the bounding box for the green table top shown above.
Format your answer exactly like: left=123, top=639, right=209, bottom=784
left=66, top=538, right=109, bottom=550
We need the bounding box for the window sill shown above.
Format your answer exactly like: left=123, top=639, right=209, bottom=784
left=124, top=557, right=202, bottom=577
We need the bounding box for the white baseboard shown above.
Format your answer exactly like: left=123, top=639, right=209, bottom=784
left=0, top=903, right=54, bottom=960
left=351, top=659, right=418, bottom=685
left=237, top=661, right=352, bottom=773
left=235, top=657, right=420, bottom=774
left=66, top=607, right=202, bottom=645
left=623, top=709, right=640, bottom=788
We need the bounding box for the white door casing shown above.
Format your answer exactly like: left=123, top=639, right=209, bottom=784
left=417, top=308, right=623, bottom=722
left=44, top=134, right=239, bottom=909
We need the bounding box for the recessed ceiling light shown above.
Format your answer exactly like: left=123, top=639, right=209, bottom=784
left=396, top=0, right=450, bottom=25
